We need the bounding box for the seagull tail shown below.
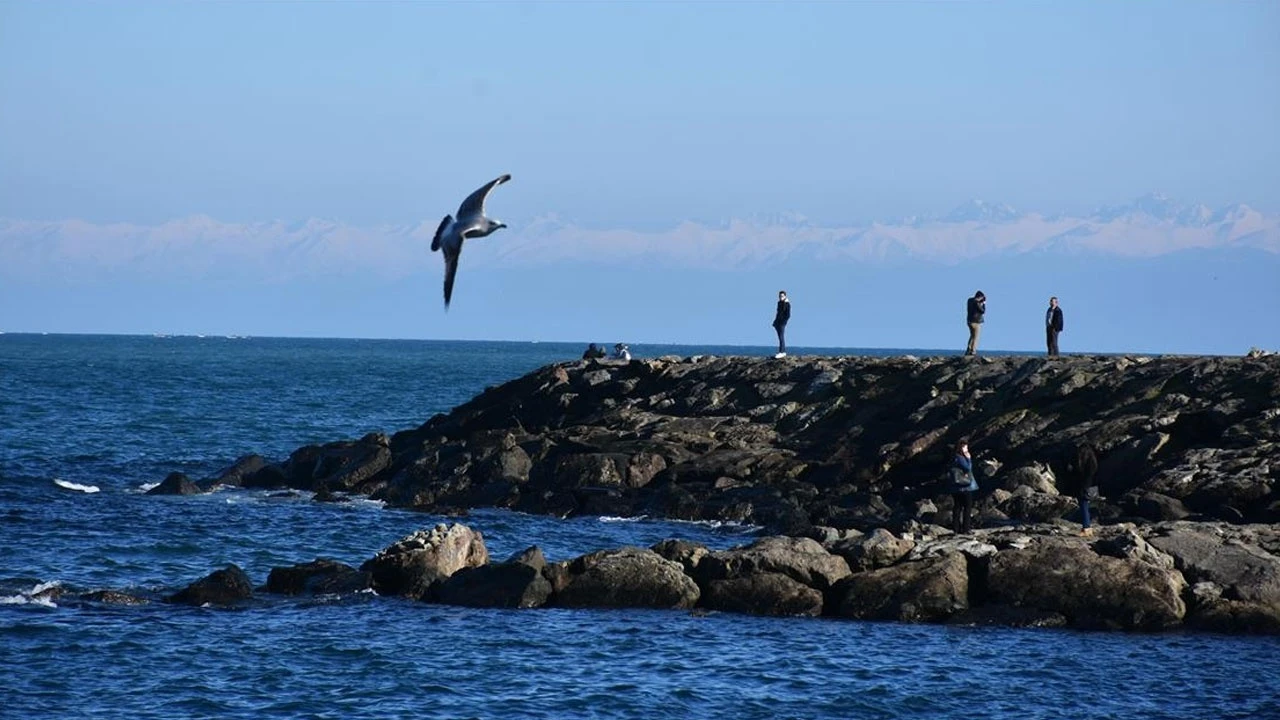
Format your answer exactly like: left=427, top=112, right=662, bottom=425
left=431, top=215, right=452, bottom=252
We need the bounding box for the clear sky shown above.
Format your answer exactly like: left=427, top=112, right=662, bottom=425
left=2, top=1, right=1278, bottom=354
left=2, top=1, right=1277, bottom=228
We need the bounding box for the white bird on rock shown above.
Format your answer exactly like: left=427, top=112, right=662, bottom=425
left=430, top=173, right=512, bottom=309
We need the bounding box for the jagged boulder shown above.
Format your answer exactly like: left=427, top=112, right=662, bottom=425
left=999, top=464, right=1058, bottom=495
left=166, top=565, right=253, bottom=606
left=80, top=590, right=148, bottom=605
left=360, top=524, right=489, bottom=599
left=552, top=548, right=699, bottom=609
left=998, top=488, right=1077, bottom=524
left=147, top=472, right=204, bottom=496
left=696, top=536, right=851, bottom=590
left=1147, top=526, right=1280, bottom=632
left=1130, top=492, right=1192, bottom=522
left=651, top=539, right=710, bottom=573
left=826, top=528, right=915, bottom=572
left=435, top=547, right=552, bottom=608
left=699, top=572, right=825, bottom=617
left=265, top=559, right=372, bottom=596
left=835, top=552, right=969, bottom=622
left=202, top=454, right=267, bottom=490
left=986, top=540, right=1186, bottom=630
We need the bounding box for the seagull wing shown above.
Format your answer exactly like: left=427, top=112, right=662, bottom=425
left=443, top=244, right=463, bottom=309
left=430, top=214, right=452, bottom=252
left=456, top=174, right=512, bottom=220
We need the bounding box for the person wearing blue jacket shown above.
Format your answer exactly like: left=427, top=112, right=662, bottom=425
left=949, top=439, right=979, bottom=533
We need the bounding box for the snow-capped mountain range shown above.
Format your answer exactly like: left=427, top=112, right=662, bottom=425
left=1, top=193, right=1275, bottom=280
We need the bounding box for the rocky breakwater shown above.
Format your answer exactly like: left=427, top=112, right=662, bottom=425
left=158, top=521, right=1280, bottom=634
left=168, top=353, right=1280, bottom=535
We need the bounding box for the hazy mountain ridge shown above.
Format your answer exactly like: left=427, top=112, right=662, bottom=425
left=2, top=193, right=1275, bottom=280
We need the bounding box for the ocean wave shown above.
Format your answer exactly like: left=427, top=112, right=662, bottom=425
left=596, top=515, right=760, bottom=533
left=0, top=580, right=61, bottom=607
left=53, top=479, right=99, bottom=494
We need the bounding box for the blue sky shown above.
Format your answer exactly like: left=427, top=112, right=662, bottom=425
left=2, top=1, right=1276, bottom=226
left=1, top=1, right=1278, bottom=352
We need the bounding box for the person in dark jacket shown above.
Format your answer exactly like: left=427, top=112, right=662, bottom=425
left=949, top=439, right=979, bottom=533
left=1045, top=296, right=1064, bottom=357
left=1060, top=442, right=1100, bottom=536
left=582, top=343, right=606, bottom=360
left=772, top=290, right=791, bottom=358
left=965, top=291, right=986, bottom=356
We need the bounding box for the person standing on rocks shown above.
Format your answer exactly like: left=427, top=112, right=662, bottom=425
left=772, top=290, right=791, bottom=359
left=1061, top=442, right=1100, bottom=536
left=949, top=439, right=979, bottom=533
left=965, top=291, right=986, bottom=356
left=1046, top=296, right=1064, bottom=357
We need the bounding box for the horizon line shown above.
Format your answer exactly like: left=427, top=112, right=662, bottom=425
left=0, top=330, right=1249, bottom=359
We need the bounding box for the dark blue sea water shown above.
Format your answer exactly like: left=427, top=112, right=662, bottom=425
left=2, top=334, right=1277, bottom=720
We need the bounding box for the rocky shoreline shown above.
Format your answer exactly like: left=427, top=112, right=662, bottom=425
left=143, top=353, right=1280, bottom=633
left=54, top=519, right=1278, bottom=635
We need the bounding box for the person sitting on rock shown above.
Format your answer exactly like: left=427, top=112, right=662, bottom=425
left=582, top=343, right=606, bottom=360
left=949, top=438, right=979, bottom=533
left=612, top=343, right=631, bottom=362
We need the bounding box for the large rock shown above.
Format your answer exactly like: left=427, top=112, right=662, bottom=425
left=147, top=472, right=204, bottom=496
left=986, top=540, right=1186, bottom=630
left=360, top=524, right=489, bottom=599
left=203, top=454, right=268, bottom=490
left=696, top=536, right=851, bottom=590
left=265, top=559, right=372, bottom=596
left=1147, top=526, right=1280, bottom=632
left=196, top=354, right=1280, bottom=537
left=998, top=489, right=1077, bottom=524
left=552, top=548, right=700, bottom=609
left=835, top=552, right=969, bottom=622
left=700, top=572, right=825, bottom=617
left=827, top=528, right=915, bottom=572
left=435, top=548, right=552, bottom=608
left=166, top=565, right=254, bottom=606
left=650, top=539, right=709, bottom=574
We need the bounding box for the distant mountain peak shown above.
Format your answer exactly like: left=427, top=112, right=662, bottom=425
left=942, top=199, right=1021, bottom=223
left=1093, top=193, right=1215, bottom=225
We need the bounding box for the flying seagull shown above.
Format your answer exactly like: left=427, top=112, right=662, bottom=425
left=430, top=173, right=512, bottom=309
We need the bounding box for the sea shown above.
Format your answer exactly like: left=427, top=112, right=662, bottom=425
left=1, top=333, right=1277, bottom=720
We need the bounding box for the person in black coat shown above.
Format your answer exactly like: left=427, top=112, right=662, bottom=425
left=1046, top=296, right=1065, bottom=357
left=965, top=291, right=986, bottom=356
left=1057, top=442, right=1100, bottom=536
left=771, top=291, right=791, bottom=358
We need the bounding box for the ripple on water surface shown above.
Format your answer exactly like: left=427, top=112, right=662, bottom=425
left=2, top=336, right=1278, bottom=719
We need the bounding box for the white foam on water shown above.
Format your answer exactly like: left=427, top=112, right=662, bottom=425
left=596, top=515, right=760, bottom=532
left=53, top=479, right=100, bottom=494
left=135, top=482, right=160, bottom=493
left=31, top=580, right=61, bottom=595
left=1, top=581, right=62, bottom=608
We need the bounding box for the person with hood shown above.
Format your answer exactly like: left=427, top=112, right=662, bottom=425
left=612, top=343, right=631, bottom=362
left=582, top=343, right=606, bottom=360
left=772, top=290, right=791, bottom=359
left=965, top=291, right=986, bottom=356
